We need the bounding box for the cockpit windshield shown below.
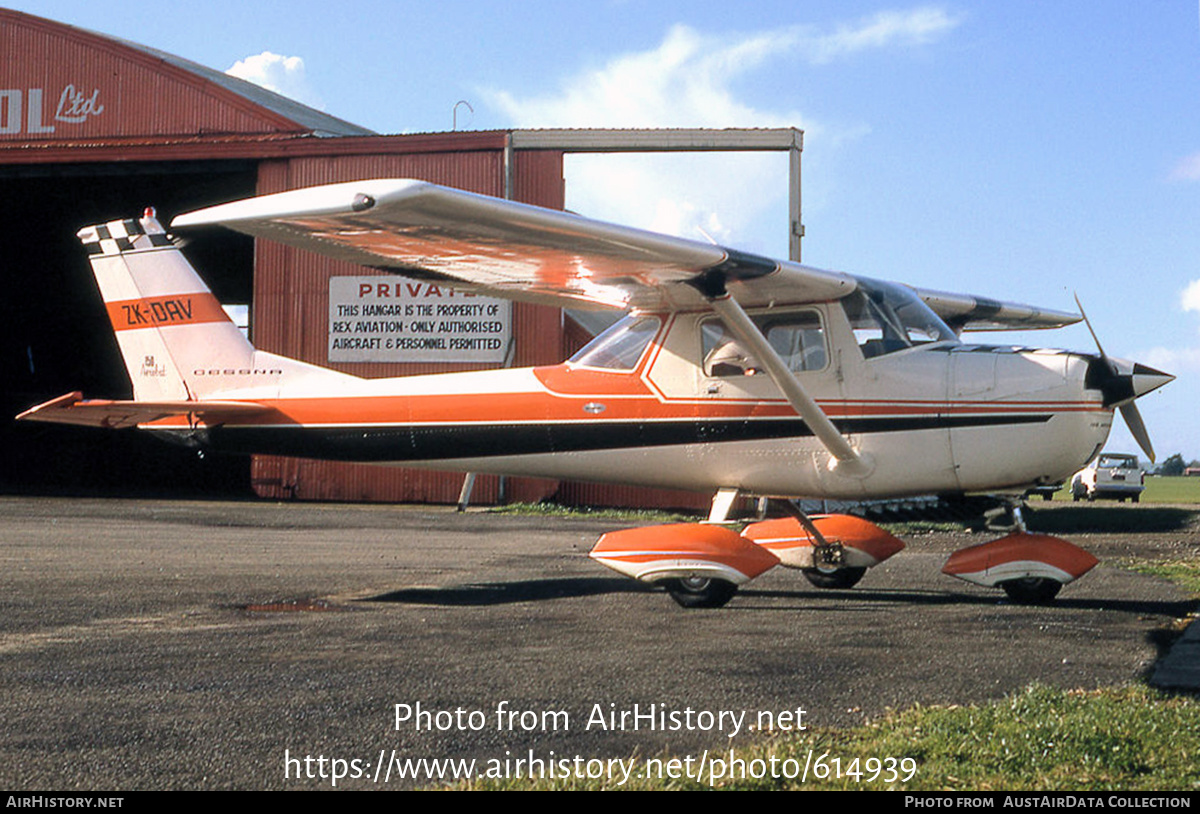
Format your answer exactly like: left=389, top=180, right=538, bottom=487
left=568, top=315, right=660, bottom=370
left=842, top=277, right=958, bottom=358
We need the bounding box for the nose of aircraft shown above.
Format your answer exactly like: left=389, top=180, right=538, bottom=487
left=1084, top=355, right=1174, bottom=408
left=1071, top=296, right=1172, bottom=463
left=1129, top=361, right=1176, bottom=401
left=1081, top=353, right=1173, bottom=464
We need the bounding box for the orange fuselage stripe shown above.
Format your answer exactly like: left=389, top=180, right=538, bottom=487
left=141, top=386, right=1107, bottom=429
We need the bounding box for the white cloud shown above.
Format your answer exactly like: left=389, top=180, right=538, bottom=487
left=1182, top=278, right=1200, bottom=313
left=227, top=51, right=324, bottom=110
left=806, top=7, right=962, bottom=64
left=490, top=24, right=795, bottom=130
left=1137, top=282, right=1200, bottom=377
left=488, top=11, right=959, bottom=252
left=1169, top=152, right=1200, bottom=182
left=1143, top=345, right=1200, bottom=373
left=492, top=11, right=960, bottom=129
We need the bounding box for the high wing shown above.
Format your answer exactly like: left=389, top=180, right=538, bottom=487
left=172, top=178, right=1078, bottom=329
left=914, top=287, right=1080, bottom=332
left=17, top=391, right=271, bottom=429
left=171, top=179, right=854, bottom=311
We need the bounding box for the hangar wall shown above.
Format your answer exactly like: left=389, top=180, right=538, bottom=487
left=1, top=8, right=714, bottom=510
left=247, top=146, right=566, bottom=504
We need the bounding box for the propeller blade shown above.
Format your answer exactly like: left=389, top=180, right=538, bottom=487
left=1119, top=402, right=1156, bottom=464
left=1075, top=293, right=1171, bottom=463
left=1074, top=293, right=1107, bottom=359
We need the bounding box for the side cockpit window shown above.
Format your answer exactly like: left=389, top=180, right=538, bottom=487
left=701, top=310, right=827, bottom=377
left=842, top=278, right=958, bottom=359
left=569, top=315, right=660, bottom=370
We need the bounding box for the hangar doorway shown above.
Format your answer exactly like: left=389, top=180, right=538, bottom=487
left=1, top=161, right=257, bottom=495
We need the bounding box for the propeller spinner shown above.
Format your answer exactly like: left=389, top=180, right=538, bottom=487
left=1075, top=295, right=1173, bottom=462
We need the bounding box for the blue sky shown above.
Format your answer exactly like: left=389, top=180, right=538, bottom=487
left=11, top=1, right=1200, bottom=461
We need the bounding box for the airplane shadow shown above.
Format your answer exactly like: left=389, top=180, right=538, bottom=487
left=363, top=577, right=653, bottom=606
left=1027, top=506, right=1197, bottom=534
left=361, top=578, right=1194, bottom=618
left=736, top=587, right=1195, bottom=618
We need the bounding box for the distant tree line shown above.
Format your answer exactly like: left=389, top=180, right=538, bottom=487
left=1156, top=453, right=1200, bottom=476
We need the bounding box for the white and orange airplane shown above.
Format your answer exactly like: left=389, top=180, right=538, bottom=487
left=18, top=179, right=1173, bottom=607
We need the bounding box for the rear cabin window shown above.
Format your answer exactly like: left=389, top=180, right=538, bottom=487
left=701, top=310, right=827, bottom=377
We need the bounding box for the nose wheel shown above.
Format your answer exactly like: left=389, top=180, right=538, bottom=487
left=943, top=498, right=1097, bottom=604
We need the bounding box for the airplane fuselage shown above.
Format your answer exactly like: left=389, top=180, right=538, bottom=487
left=149, top=303, right=1111, bottom=500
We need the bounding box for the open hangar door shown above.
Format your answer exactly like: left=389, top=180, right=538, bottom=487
left=1, top=161, right=258, bottom=496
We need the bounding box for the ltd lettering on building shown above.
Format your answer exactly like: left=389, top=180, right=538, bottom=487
left=0, top=84, right=104, bottom=134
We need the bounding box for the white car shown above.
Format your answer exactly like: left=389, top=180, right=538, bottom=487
left=1070, top=453, right=1144, bottom=502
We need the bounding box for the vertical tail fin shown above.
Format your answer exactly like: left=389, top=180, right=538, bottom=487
left=78, top=209, right=352, bottom=401
left=78, top=210, right=255, bottom=401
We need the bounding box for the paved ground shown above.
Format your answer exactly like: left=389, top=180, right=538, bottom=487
left=0, top=496, right=1193, bottom=790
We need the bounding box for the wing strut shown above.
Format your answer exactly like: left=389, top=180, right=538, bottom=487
left=695, top=273, right=874, bottom=479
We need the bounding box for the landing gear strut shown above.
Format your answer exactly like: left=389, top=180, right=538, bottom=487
left=776, top=499, right=862, bottom=590
left=986, top=500, right=1063, bottom=602
left=736, top=499, right=905, bottom=590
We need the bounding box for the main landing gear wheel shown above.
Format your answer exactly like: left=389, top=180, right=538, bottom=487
left=1000, top=577, right=1062, bottom=604
left=663, top=576, right=739, bottom=609
left=802, top=566, right=867, bottom=590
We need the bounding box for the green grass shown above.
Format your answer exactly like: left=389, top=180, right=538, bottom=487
left=1039, top=476, right=1200, bottom=505
left=1143, top=477, right=1200, bottom=504
left=1124, top=559, right=1200, bottom=597
left=485, top=501, right=701, bottom=524
left=809, top=684, right=1200, bottom=792
left=458, top=685, right=1200, bottom=790
left=490, top=499, right=1200, bottom=535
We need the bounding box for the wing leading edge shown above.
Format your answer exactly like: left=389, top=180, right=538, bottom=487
left=915, top=287, right=1080, bottom=332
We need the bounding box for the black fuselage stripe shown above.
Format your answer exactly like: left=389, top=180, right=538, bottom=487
left=181, top=414, right=1053, bottom=462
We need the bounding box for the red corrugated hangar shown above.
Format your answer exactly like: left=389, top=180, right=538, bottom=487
left=2, top=9, right=802, bottom=511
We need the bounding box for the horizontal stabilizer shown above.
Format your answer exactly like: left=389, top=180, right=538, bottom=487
left=16, top=392, right=270, bottom=429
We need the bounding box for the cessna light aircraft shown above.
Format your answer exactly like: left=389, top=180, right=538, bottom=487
left=18, top=179, right=1173, bottom=607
